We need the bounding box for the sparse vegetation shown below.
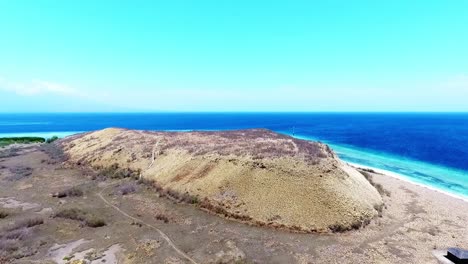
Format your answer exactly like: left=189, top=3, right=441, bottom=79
left=0, top=210, right=9, bottom=219
left=116, top=183, right=137, bottom=195
left=4, top=166, right=33, bottom=181
left=2, top=228, right=30, bottom=240
left=45, top=136, right=59, bottom=144
left=7, top=217, right=44, bottom=231
left=0, top=137, right=45, bottom=147
left=328, top=223, right=347, bottom=233
left=0, top=239, right=20, bottom=252
left=328, top=216, right=373, bottom=233
left=54, top=208, right=106, bottom=228
left=374, top=203, right=384, bottom=217
left=359, top=170, right=391, bottom=197
left=54, top=186, right=84, bottom=198
left=85, top=216, right=106, bottom=228
left=39, top=143, right=66, bottom=163
left=0, top=216, right=43, bottom=261
left=64, top=128, right=385, bottom=234
left=0, top=147, right=20, bottom=158
left=155, top=213, right=169, bottom=223
left=140, top=178, right=256, bottom=222
left=157, top=129, right=330, bottom=163
left=98, top=163, right=140, bottom=179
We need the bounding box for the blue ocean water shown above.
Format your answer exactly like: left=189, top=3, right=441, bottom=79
left=1, top=113, right=468, bottom=198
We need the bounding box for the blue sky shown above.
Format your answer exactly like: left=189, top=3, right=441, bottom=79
left=0, top=1, right=467, bottom=112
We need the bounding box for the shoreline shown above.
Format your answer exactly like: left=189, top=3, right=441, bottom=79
left=3, top=129, right=468, bottom=204
left=347, top=161, right=468, bottom=203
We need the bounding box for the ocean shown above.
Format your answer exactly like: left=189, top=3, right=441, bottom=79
left=1, top=113, right=468, bottom=199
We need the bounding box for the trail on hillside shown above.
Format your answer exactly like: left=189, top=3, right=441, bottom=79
left=97, top=184, right=198, bottom=264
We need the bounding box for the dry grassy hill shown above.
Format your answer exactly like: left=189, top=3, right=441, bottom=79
left=60, top=128, right=383, bottom=232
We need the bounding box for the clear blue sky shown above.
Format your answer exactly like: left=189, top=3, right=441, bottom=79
left=0, top=0, right=467, bottom=112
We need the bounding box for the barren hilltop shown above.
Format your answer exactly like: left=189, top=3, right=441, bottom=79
left=60, top=128, right=383, bottom=232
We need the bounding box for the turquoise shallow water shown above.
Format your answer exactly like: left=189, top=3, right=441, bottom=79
left=0, top=131, right=83, bottom=138
left=290, top=133, right=468, bottom=199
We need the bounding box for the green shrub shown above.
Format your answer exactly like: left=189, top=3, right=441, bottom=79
left=46, top=136, right=59, bottom=144
left=0, top=137, right=45, bottom=147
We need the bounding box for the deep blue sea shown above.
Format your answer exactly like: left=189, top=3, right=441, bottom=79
left=1, top=113, right=468, bottom=199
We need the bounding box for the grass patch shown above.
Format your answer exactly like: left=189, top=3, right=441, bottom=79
left=54, top=208, right=106, bottom=228
left=0, top=137, right=45, bottom=147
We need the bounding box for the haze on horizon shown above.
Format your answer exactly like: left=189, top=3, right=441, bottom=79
left=0, top=1, right=467, bottom=113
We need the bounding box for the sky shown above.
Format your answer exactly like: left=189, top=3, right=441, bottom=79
left=0, top=0, right=467, bottom=112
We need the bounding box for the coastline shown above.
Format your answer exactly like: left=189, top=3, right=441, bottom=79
left=3, top=129, right=468, bottom=204
left=0, top=131, right=83, bottom=138
left=347, top=161, right=468, bottom=203
left=289, top=132, right=468, bottom=203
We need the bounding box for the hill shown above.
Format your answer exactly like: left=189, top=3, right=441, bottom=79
left=60, top=128, right=383, bottom=232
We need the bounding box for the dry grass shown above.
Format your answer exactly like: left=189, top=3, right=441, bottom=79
left=116, top=183, right=137, bottom=195
left=157, top=129, right=330, bottom=164
left=0, top=148, right=20, bottom=159
left=7, top=217, right=44, bottom=231
left=39, top=143, right=66, bottom=164
left=63, top=128, right=384, bottom=232
left=5, top=166, right=33, bottom=181
left=98, top=163, right=140, bottom=179
left=359, top=170, right=391, bottom=197
left=54, top=208, right=106, bottom=228
left=0, top=217, right=41, bottom=261
left=155, top=213, right=169, bottom=223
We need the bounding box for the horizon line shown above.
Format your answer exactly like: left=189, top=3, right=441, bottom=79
left=1, top=111, right=468, bottom=115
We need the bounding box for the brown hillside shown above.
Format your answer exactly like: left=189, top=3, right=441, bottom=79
left=60, top=128, right=383, bottom=232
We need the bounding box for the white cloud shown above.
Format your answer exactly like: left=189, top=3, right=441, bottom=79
left=0, top=77, right=81, bottom=97
left=442, top=74, right=468, bottom=90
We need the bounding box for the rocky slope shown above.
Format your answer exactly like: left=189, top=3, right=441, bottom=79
left=60, top=128, right=383, bottom=232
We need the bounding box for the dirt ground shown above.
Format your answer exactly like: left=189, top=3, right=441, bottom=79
left=0, top=144, right=467, bottom=264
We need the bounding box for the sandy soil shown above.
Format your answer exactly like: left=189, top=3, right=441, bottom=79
left=0, top=144, right=467, bottom=263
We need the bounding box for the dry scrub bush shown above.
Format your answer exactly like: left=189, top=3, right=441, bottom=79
left=54, top=208, right=106, bottom=228
left=55, top=186, right=83, bottom=198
